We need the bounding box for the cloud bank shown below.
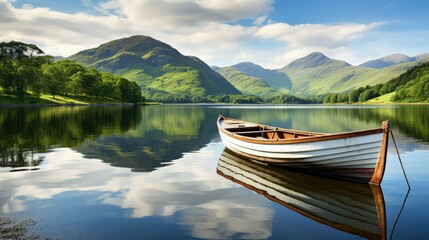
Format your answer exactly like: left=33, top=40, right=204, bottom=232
left=0, top=0, right=384, bottom=68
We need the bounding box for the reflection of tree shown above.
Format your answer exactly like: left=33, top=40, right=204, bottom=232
left=227, top=105, right=429, bottom=142
left=2, top=104, right=427, bottom=171
left=0, top=106, right=142, bottom=168
left=77, top=106, right=220, bottom=172
left=0, top=147, right=44, bottom=168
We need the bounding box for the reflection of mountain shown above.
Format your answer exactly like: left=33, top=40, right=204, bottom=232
left=2, top=104, right=427, bottom=174
left=0, top=106, right=141, bottom=168
left=77, top=106, right=221, bottom=172
left=217, top=149, right=387, bottom=240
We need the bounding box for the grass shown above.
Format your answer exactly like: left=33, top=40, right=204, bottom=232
left=0, top=92, right=127, bottom=105
left=366, top=92, right=395, bottom=103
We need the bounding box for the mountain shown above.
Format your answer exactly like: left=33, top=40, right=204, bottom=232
left=416, top=53, right=429, bottom=60
left=68, top=35, right=240, bottom=98
left=216, top=67, right=278, bottom=96
left=359, top=54, right=416, bottom=69
left=278, top=52, right=429, bottom=97
left=287, top=52, right=351, bottom=69
left=53, top=56, right=65, bottom=61
left=231, top=62, right=292, bottom=90
left=280, top=52, right=356, bottom=96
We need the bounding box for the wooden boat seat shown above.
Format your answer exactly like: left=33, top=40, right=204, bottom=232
left=233, top=130, right=277, bottom=135
left=224, top=126, right=261, bottom=132
left=234, top=130, right=314, bottom=140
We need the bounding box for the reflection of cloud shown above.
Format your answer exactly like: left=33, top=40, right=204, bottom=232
left=180, top=200, right=272, bottom=239
left=0, top=143, right=273, bottom=239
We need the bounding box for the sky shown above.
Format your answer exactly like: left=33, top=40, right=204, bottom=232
left=1, top=0, right=428, bottom=69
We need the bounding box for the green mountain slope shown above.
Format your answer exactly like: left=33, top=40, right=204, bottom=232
left=390, top=62, right=429, bottom=102
left=231, top=62, right=292, bottom=90
left=279, top=52, right=429, bottom=97
left=217, top=67, right=278, bottom=96
left=327, top=62, right=429, bottom=103
left=68, top=35, right=240, bottom=98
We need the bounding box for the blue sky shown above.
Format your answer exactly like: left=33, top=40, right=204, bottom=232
left=1, top=0, right=428, bottom=68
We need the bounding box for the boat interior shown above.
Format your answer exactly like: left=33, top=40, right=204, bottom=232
left=222, top=121, right=317, bottom=140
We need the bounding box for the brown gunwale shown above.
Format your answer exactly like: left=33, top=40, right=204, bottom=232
left=217, top=116, right=385, bottom=145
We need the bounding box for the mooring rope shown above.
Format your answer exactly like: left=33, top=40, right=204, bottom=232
left=389, top=128, right=411, bottom=189
left=389, top=187, right=410, bottom=240
left=388, top=127, right=411, bottom=240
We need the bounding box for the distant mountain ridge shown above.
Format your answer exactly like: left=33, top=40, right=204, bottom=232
left=68, top=35, right=240, bottom=99
left=287, top=52, right=351, bottom=69
left=216, top=52, right=429, bottom=98
left=67, top=35, right=429, bottom=100
left=359, top=53, right=418, bottom=69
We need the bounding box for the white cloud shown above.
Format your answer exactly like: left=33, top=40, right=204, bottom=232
left=253, top=15, right=268, bottom=25
left=0, top=0, right=388, bottom=68
left=116, top=0, right=273, bottom=26
left=0, top=0, right=132, bottom=56
left=22, top=3, right=33, bottom=9
left=254, top=22, right=384, bottom=49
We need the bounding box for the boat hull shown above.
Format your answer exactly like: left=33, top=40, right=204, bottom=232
left=217, top=116, right=389, bottom=184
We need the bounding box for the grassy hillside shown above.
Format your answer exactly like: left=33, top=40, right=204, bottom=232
left=232, top=62, right=292, bottom=90
left=68, top=35, right=240, bottom=100
left=217, top=67, right=279, bottom=97
left=366, top=92, right=395, bottom=103
left=0, top=91, right=111, bottom=105
left=279, top=52, right=429, bottom=97
left=325, top=62, right=429, bottom=103
left=390, top=62, right=429, bottom=102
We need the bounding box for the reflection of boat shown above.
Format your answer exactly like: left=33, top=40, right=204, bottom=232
left=217, top=149, right=386, bottom=239
left=217, top=115, right=389, bottom=184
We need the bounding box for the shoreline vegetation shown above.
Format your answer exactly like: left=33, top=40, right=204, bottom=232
left=0, top=92, right=159, bottom=106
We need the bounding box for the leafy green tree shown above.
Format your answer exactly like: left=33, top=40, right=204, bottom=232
left=100, top=73, right=121, bottom=100
left=0, top=41, right=45, bottom=94
left=348, top=89, right=360, bottom=103
left=118, top=78, right=143, bottom=103
left=41, top=63, right=66, bottom=99
left=85, top=68, right=102, bottom=98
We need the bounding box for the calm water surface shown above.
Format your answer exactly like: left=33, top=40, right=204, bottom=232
left=0, top=104, right=428, bottom=239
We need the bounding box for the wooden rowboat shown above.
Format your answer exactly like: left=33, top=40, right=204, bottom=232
left=217, top=149, right=386, bottom=239
left=217, top=115, right=390, bottom=185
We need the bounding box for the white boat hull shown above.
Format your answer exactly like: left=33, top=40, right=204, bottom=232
left=217, top=116, right=389, bottom=184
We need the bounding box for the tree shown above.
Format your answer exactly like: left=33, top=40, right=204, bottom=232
left=100, top=73, right=121, bottom=100
left=348, top=89, right=360, bottom=103
left=0, top=41, right=45, bottom=94
left=41, top=64, right=66, bottom=99
left=118, top=78, right=143, bottom=103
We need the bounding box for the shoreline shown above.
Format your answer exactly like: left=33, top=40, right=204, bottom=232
left=1, top=102, right=428, bottom=107
left=0, top=102, right=160, bottom=107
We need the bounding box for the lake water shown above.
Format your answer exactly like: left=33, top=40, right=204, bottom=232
left=0, top=104, right=428, bottom=239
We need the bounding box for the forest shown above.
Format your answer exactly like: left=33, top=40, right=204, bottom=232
left=0, top=41, right=143, bottom=104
